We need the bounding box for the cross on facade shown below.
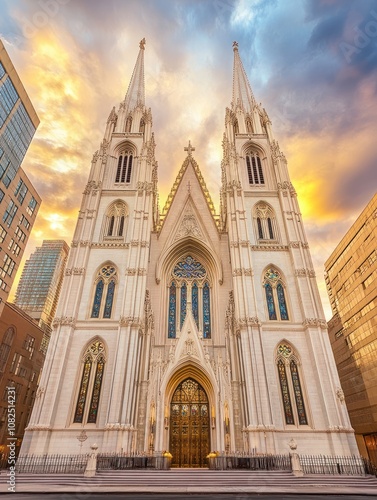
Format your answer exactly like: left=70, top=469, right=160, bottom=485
left=184, top=141, right=195, bottom=157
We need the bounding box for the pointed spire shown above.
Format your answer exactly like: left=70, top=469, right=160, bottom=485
left=232, top=41, right=256, bottom=112
left=124, top=38, right=146, bottom=112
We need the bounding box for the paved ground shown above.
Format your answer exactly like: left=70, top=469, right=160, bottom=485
left=2, top=495, right=377, bottom=500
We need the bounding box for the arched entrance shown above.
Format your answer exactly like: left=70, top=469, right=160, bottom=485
left=169, top=378, right=210, bottom=467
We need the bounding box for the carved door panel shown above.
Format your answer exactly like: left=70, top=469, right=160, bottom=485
left=169, top=378, right=210, bottom=467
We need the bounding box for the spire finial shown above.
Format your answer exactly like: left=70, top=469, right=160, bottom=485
left=231, top=41, right=256, bottom=112
left=233, top=41, right=239, bottom=51
left=123, top=39, right=146, bottom=111
left=184, top=141, right=195, bottom=157
left=139, top=38, right=146, bottom=50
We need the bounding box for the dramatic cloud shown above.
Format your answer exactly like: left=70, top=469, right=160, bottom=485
left=0, top=0, right=376, bottom=318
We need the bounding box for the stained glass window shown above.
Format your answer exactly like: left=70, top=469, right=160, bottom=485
left=203, top=282, right=211, bottom=338
left=73, top=356, right=92, bottom=423
left=91, top=265, right=117, bottom=319
left=168, top=256, right=211, bottom=338
left=278, top=359, right=294, bottom=425
left=74, top=341, right=105, bottom=424
left=87, top=356, right=105, bottom=423
left=263, top=268, right=289, bottom=321
left=180, top=283, right=187, bottom=328
left=290, top=360, right=307, bottom=425
left=103, top=280, right=115, bottom=318
left=254, top=203, right=277, bottom=243
left=257, top=217, right=263, bottom=239
left=277, top=284, right=289, bottom=320
left=168, top=282, right=177, bottom=338
left=91, top=280, right=104, bottom=318
left=192, top=283, right=199, bottom=327
left=265, top=283, right=277, bottom=320
left=267, top=218, right=274, bottom=239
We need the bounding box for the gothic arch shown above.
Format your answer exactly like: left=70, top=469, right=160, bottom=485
left=113, top=140, right=137, bottom=157
left=101, top=200, right=129, bottom=240
left=261, top=265, right=290, bottom=321
left=252, top=201, right=279, bottom=242
left=71, top=337, right=107, bottom=425
left=274, top=340, right=309, bottom=426
left=241, top=141, right=266, bottom=158
left=89, top=262, right=118, bottom=319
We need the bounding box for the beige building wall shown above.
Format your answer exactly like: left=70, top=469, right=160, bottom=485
left=325, top=193, right=377, bottom=464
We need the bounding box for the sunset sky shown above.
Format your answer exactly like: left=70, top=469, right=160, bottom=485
left=1, top=0, right=376, bottom=318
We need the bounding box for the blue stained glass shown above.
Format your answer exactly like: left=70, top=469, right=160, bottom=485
left=103, top=280, right=115, bottom=318
left=264, top=283, right=277, bottom=320
left=91, top=280, right=104, bottom=318
left=192, top=283, right=199, bottom=327
left=173, top=255, right=206, bottom=279
left=277, top=284, right=289, bottom=320
left=203, top=282, right=211, bottom=339
left=290, top=360, right=307, bottom=425
left=180, top=283, right=187, bottom=328
left=168, top=282, right=177, bottom=338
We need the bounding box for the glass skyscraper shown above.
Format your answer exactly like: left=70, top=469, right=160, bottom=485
left=14, top=240, right=69, bottom=353
left=0, top=40, right=40, bottom=314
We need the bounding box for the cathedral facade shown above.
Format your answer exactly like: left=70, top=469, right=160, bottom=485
left=22, top=40, right=357, bottom=466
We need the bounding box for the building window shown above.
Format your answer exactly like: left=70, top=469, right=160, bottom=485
left=246, top=151, right=264, bottom=185
left=263, top=268, right=289, bottom=321
left=90, top=265, right=117, bottom=319
left=253, top=203, right=277, bottom=242
left=0, top=327, right=15, bottom=372
left=115, top=150, right=133, bottom=183
left=0, top=254, right=16, bottom=278
left=167, top=255, right=211, bottom=339
left=0, top=225, right=7, bottom=243
left=3, top=200, right=18, bottom=227
left=103, top=201, right=128, bottom=239
left=14, top=179, right=28, bottom=204
left=26, top=196, right=38, bottom=216
left=73, top=340, right=106, bottom=424
left=277, top=343, right=308, bottom=426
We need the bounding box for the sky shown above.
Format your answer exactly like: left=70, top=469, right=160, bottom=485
left=1, top=0, right=377, bottom=318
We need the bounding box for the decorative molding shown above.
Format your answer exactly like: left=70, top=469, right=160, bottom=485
left=25, top=424, right=52, bottom=431
left=174, top=211, right=204, bottom=241
left=83, top=180, right=102, bottom=195
left=251, top=245, right=288, bottom=252
left=35, top=387, right=45, bottom=399
left=104, top=423, right=135, bottom=431
left=238, top=316, right=261, bottom=327
left=303, top=318, right=327, bottom=328
left=91, top=242, right=130, bottom=249
left=136, top=181, right=153, bottom=194
left=125, top=268, right=147, bottom=276
left=295, top=268, right=316, bottom=277
left=130, top=240, right=150, bottom=247
left=289, top=241, right=310, bottom=249
left=65, top=267, right=85, bottom=276
left=232, top=268, right=253, bottom=277
left=277, top=180, right=296, bottom=196
left=52, top=316, right=76, bottom=328
left=119, top=316, right=142, bottom=327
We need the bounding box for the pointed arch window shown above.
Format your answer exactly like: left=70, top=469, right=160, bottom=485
left=167, top=256, right=211, bottom=339
left=74, top=340, right=106, bottom=424
left=90, top=265, right=117, bottom=319
left=253, top=203, right=278, bottom=243
left=276, top=344, right=308, bottom=426
left=246, top=151, right=264, bottom=185
left=263, top=268, right=289, bottom=321
left=125, top=116, right=132, bottom=133
left=115, top=149, right=133, bottom=183
left=103, top=201, right=128, bottom=240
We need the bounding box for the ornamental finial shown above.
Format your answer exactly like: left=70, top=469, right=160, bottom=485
left=139, top=38, right=146, bottom=50
left=233, top=41, right=239, bottom=51
left=184, top=140, right=195, bottom=157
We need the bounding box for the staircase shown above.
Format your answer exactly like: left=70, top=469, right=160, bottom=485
left=5, top=468, right=377, bottom=495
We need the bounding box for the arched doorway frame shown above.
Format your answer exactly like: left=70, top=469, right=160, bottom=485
left=158, top=362, right=218, bottom=460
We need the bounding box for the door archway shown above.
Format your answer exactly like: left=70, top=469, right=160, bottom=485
left=169, top=378, right=210, bottom=467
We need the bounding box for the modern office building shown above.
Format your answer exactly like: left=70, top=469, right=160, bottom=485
left=0, top=40, right=40, bottom=315
left=325, top=193, right=377, bottom=464
left=14, top=240, right=69, bottom=353
left=0, top=301, right=45, bottom=455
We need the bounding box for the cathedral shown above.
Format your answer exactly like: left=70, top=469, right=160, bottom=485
left=21, top=40, right=357, bottom=467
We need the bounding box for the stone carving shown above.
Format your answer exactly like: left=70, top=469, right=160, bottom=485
left=336, top=387, right=345, bottom=403
left=65, top=268, right=85, bottom=276
left=174, top=210, right=204, bottom=241
left=303, top=318, right=327, bottom=328
left=232, top=268, right=253, bottom=277
left=295, top=268, right=316, bottom=277
left=238, top=317, right=261, bottom=327
left=251, top=245, right=288, bottom=252
left=119, top=316, right=142, bottom=327
left=52, top=317, right=76, bottom=327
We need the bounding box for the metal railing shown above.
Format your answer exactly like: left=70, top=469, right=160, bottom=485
left=96, top=453, right=171, bottom=470
left=208, top=454, right=292, bottom=471
left=15, top=454, right=89, bottom=474
left=300, top=455, right=367, bottom=476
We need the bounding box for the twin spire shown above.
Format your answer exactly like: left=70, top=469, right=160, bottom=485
left=123, top=38, right=256, bottom=115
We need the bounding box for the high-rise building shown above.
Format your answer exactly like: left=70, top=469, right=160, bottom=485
left=0, top=301, right=45, bottom=455
left=0, top=40, right=40, bottom=314
left=14, top=240, right=69, bottom=353
left=22, top=40, right=357, bottom=463
left=325, top=193, right=377, bottom=465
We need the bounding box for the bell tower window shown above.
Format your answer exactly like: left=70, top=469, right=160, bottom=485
left=103, top=201, right=128, bottom=240
left=253, top=203, right=278, bottom=243
left=115, top=150, right=133, bottom=183
left=90, top=265, right=117, bottom=319
left=246, top=151, right=264, bottom=185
